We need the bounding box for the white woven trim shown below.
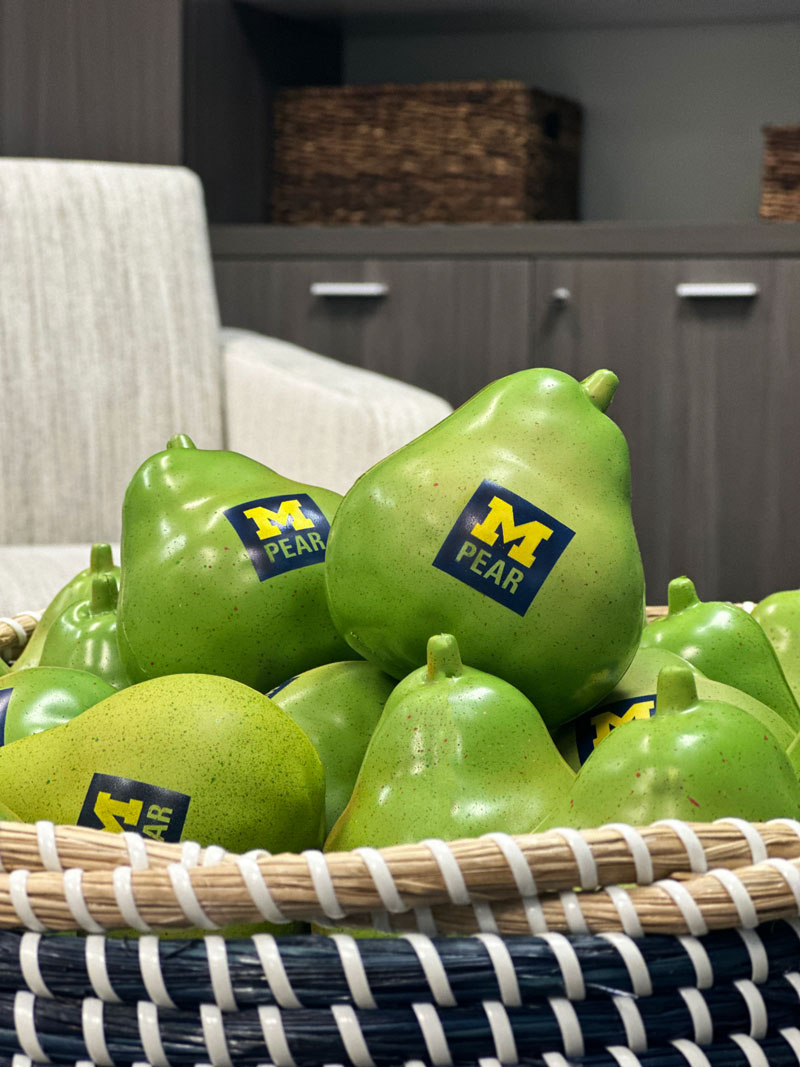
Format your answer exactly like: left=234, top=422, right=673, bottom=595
left=19, top=933, right=51, bottom=998
left=82, top=997, right=113, bottom=1067
left=606, top=1048, right=644, bottom=1067
left=763, top=857, right=800, bottom=913
left=138, top=936, right=177, bottom=1010
left=136, top=1001, right=170, bottom=1067
left=35, top=823, right=62, bottom=872
left=483, top=1000, right=518, bottom=1064
left=670, top=1038, right=713, bottom=1067
left=331, top=1003, right=376, bottom=1067
left=735, top=979, right=769, bottom=1038
left=779, top=1027, right=800, bottom=1061
left=553, top=827, right=599, bottom=889
left=167, top=862, right=219, bottom=929
left=655, top=879, right=709, bottom=935
left=9, top=870, right=46, bottom=932
left=180, top=840, right=202, bottom=868
left=705, top=867, right=758, bottom=928
left=0, top=616, right=28, bottom=645
left=112, top=866, right=152, bottom=933
left=481, top=832, right=537, bottom=896
left=736, top=927, right=770, bottom=984
left=413, top=906, right=439, bottom=936
left=537, top=932, right=586, bottom=1000
left=613, top=994, right=648, bottom=1052
left=785, top=971, right=800, bottom=1001
left=331, top=934, right=378, bottom=1010
left=558, top=890, right=588, bottom=934
left=678, top=987, right=713, bottom=1044
left=678, top=935, right=714, bottom=988
left=713, top=818, right=768, bottom=863
left=652, top=820, right=708, bottom=873
left=601, top=823, right=654, bottom=884
left=258, top=1004, right=297, bottom=1067
left=472, top=900, right=499, bottom=933
left=122, top=832, right=150, bottom=870
left=205, top=935, right=238, bottom=1012
left=473, top=933, right=522, bottom=1007
left=604, top=884, right=644, bottom=937
left=402, top=933, right=457, bottom=1007
left=64, top=868, right=105, bottom=933
left=548, top=996, right=584, bottom=1057
left=729, top=1032, right=770, bottom=1067
left=412, top=1002, right=452, bottom=1066
left=13, top=991, right=49, bottom=1063
left=302, top=850, right=345, bottom=921
left=598, top=932, right=652, bottom=996
left=768, top=818, right=800, bottom=840
left=85, top=935, right=121, bottom=1003
left=252, top=933, right=303, bottom=1009
left=11, top=1055, right=34, bottom=1067
left=540, top=1054, right=572, bottom=1067
left=200, top=1003, right=232, bottom=1067
left=353, top=846, right=405, bottom=913
left=202, top=845, right=227, bottom=866
left=522, top=896, right=547, bottom=933
left=236, top=851, right=289, bottom=925
left=421, top=838, right=471, bottom=906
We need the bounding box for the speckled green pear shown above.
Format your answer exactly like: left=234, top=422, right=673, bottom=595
left=0, top=673, right=325, bottom=854
left=37, top=574, right=131, bottom=690
left=752, top=590, right=800, bottom=705
left=325, top=634, right=575, bottom=851
left=268, top=661, right=396, bottom=833
left=0, top=666, right=115, bottom=744
left=0, top=800, right=20, bottom=820
left=117, top=434, right=352, bottom=692
left=538, top=664, right=800, bottom=830
left=324, top=368, right=645, bottom=730
left=11, top=543, right=119, bottom=671
left=641, top=576, right=800, bottom=731
left=555, top=646, right=797, bottom=771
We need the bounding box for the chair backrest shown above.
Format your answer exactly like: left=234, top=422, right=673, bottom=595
left=0, top=158, right=223, bottom=544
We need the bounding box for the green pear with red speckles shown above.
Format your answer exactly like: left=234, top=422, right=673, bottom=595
left=536, top=663, right=800, bottom=830
left=324, top=633, right=574, bottom=851
left=324, top=368, right=645, bottom=730
left=117, top=435, right=352, bottom=692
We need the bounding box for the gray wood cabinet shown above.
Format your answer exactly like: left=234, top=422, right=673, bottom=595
left=211, top=223, right=800, bottom=602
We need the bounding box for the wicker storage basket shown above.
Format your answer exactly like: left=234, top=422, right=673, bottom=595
left=760, top=124, right=800, bottom=221
left=270, top=80, right=582, bottom=225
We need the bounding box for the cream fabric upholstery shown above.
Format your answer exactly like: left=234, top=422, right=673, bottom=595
left=222, top=328, right=453, bottom=495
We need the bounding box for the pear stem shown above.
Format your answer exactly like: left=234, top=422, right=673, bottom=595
left=89, top=542, right=114, bottom=575
left=668, top=576, right=700, bottom=615
left=656, top=664, right=698, bottom=715
left=427, top=634, right=463, bottom=681
left=581, top=369, right=619, bottom=412
left=90, top=573, right=119, bottom=615
left=167, top=433, right=197, bottom=450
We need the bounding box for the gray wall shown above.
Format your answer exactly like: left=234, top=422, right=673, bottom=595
left=344, top=17, right=800, bottom=222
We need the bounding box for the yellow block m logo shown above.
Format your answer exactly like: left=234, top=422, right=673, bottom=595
left=591, top=699, right=656, bottom=747
left=243, top=499, right=315, bottom=540
left=470, top=496, right=554, bottom=568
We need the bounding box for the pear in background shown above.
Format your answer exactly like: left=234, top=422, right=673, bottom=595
left=0, top=673, right=325, bottom=854
left=117, top=434, right=352, bottom=692
left=268, top=661, right=396, bottom=833
left=539, top=664, right=800, bottom=830
left=555, top=645, right=797, bottom=771
left=325, top=633, right=574, bottom=851
left=752, top=590, right=800, bottom=705
left=641, top=576, right=800, bottom=731
left=0, top=666, right=115, bottom=744
left=11, top=543, right=119, bottom=671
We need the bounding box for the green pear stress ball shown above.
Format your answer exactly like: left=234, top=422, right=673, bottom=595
left=117, top=435, right=352, bottom=692
left=325, top=368, right=645, bottom=730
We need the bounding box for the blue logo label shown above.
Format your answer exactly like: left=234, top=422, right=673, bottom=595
left=224, top=494, right=330, bottom=581
left=0, top=688, right=11, bottom=746
left=432, top=480, right=575, bottom=616
left=78, top=772, right=191, bottom=842
left=575, top=694, right=657, bottom=765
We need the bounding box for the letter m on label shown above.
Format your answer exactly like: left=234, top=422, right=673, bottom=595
left=470, top=496, right=553, bottom=568
left=243, top=499, right=315, bottom=540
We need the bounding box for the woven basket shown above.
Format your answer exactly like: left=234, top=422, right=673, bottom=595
left=270, top=80, right=582, bottom=225
left=760, top=124, right=800, bottom=221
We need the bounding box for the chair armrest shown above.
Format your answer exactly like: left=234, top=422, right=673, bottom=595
left=220, top=328, right=453, bottom=494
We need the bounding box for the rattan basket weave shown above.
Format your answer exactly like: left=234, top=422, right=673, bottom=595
left=270, top=80, right=582, bottom=225
left=760, top=124, right=800, bottom=221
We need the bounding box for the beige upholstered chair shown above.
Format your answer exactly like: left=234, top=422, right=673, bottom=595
left=0, top=158, right=452, bottom=613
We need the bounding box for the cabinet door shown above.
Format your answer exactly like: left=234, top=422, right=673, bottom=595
left=213, top=257, right=532, bottom=407
left=534, top=257, right=800, bottom=603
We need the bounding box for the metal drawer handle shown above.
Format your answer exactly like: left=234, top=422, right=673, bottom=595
left=310, top=282, right=389, bottom=298
left=676, top=283, right=759, bottom=298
